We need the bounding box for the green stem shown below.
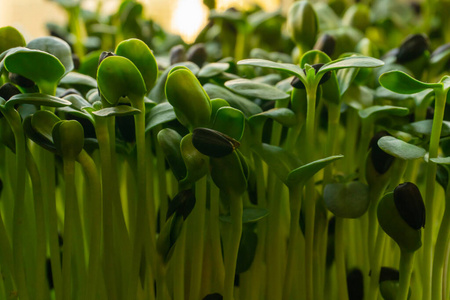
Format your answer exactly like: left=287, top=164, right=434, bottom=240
left=68, top=5, right=86, bottom=59
left=323, top=102, right=341, bottom=185
left=283, top=185, right=302, bottom=300
left=94, top=116, right=118, bottom=300
left=423, top=86, right=447, bottom=300
left=77, top=150, right=102, bottom=300
left=335, top=217, right=349, bottom=300
left=397, top=250, right=415, bottom=300
left=62, top=158, right=76, bottom=300
left=3, top=108, right=29, bottom=300
left=40, top=148, right=62, bottom=300
left=25, top=147, right=46, bottom=300
left=223, top=193, right=243, bottom=300
left=173, top=226, right=186, bottom=300
left=304, top=84, right=318, bottom=300
left=367, top=230, right=387, bottom=300
left=431, top=185, right=450, bottom=300
left=358, top=119, right=374, bottom=184
left=342, top=107, right=359, bottom=175
left=209, top=183, right=225, bottom=291
left=188, top=175, right=207, bottom=300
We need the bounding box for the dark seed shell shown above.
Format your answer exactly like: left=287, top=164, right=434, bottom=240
left=393, top=182, right=425, bottom=230
left=378, top=267, right=399, bottom=283
left=0, top=83, right=21, bottom=100
left=313, top=34, right=336, bottom=57
left=369, top=131, right=395, bottom=175
left=396, top=34, right=429, bottom=64
left=347, top=268, right=364, bottom=300
left=166, top=189, right=196, bottom=220
left=203, top=293, right=223, bottom=300
left=8, top=73, right=35, bottom=88
left=98, top=51, right=116, bottom=66
left=192, top=127, right=239, bottom=158
left=186, top=43, right=208, bottom=67
left=169, top=44, right=186, bottom=65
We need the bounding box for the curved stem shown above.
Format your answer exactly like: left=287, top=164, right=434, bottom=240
left=3, top=108, right=29, bottom=300
left=62, top=158, right=76, bottom=300
left=397, top=250, right=415, bottom=300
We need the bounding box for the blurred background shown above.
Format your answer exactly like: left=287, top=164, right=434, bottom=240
left=0, top=0, right=287, bottom=43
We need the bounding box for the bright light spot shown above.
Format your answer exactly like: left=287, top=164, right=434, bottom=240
left=171, top=0, right=208, bottom=44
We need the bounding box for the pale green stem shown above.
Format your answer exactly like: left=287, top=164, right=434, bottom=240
left=304, top=84, right=318, bottom=300
left=397, top=250, right=415, bottom=300
left=223, top=193, right=243, bottom=300
left=335, top=217, right=349, bottom=300
left=94, top=116, right=118, bottom=300
left=210, top=183, right=225, bottom=291
left=3, top=108, right=29, bottom=300
left=77, top=150, right=102, bottom=300
left=62, top=158, right=76, bottom=300
left=431, top=182, right=450, bottom=300
left=423, top=86, right=447, bottom=300
left=188, top=175, right=207, bottom=300
left=283, top=185, right=302, bottom=300
left=25, top=147, right=46, bottom=300
left=173, top=226, right=186, bottom=300
left=367, top=230, right=387, bottom=300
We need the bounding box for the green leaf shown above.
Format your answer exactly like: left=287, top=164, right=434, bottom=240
left=149, top=62, right=199, bottom=103
left=237, top=59, right=305, bottom=78
left=236, top=228, right=258, bottom=274
left=5, top=93, right=71, bottom=109
left=253, top=143, right=301, bottom=183
left=300, top=50, right=332, bottom=67
left=31, top=110, right=61, bottom=142
left=212, top=107, right=245, bottom=141
left=358, top=105, right=409, bottom=120
left=4, top=48, right=65, bottom=94
left=378, top=136, right=426, bottom=160
left=180, top=133, right=208, bottom=185
left=52, top=120, right=84, bottom=160
left=379, top=71, right=441, bottom=94
left=249, top=108, right=298, bottom=128
left=431, top=157, right=450, bottom=164
left=165, top=67, right=211, bottom=129
left=318, top=55, right=384, bottom=75
left=27, top=36, right=74, bottom=75
left=60, top=72, right=97, bottom=88
left=203, top=83, right=262, bottom=117
left=225, top=79, right=290, bottom=101
left=97, top=55, right=146, bottom=107
left=0, top=26, right=26, bottom=54
left=210, top=151, right=247, bottom=195
left=91, top=105, right=141, bottom=117
left=401, top=120, right=450, bottom=137
left=220, top=207, right=269, bottom=223
left=115, top=38, right=158, bottom=91
left=286, top=155, right=343, bottom=187
left=198, top=62, right=230, bottom=78
left=324, top=181, right=369, bottom=218
left=158, top=128, right=187, bottom=181
left=145, top=102, right=177, bottom=132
